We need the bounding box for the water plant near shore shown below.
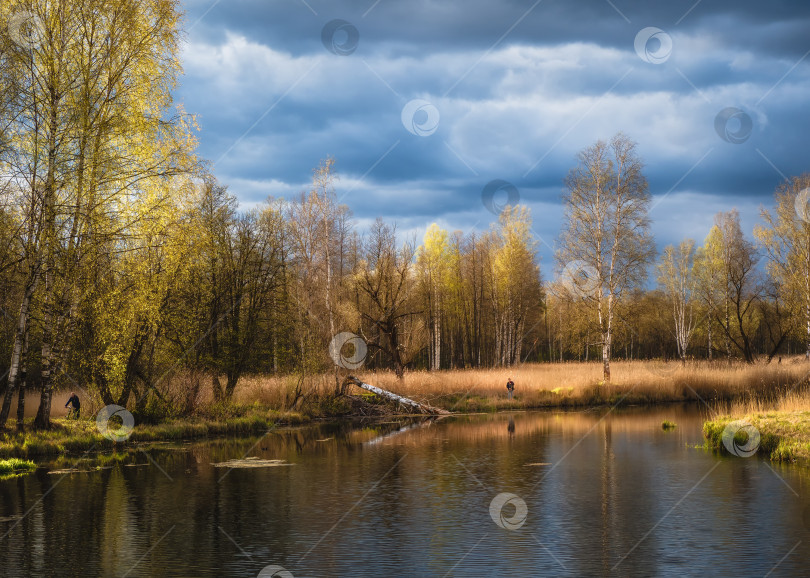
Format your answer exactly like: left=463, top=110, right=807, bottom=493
left=0, top=458, right=36, bottom=478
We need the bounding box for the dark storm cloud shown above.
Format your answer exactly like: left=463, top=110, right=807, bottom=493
left=186, top=0, right=810, bottom=60
left=177, top=0, right=810, bottom=265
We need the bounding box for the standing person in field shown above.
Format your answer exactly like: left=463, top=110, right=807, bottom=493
left=506, top=377, right=515, bottom=400
left=65, top=392, right=81, bottom=419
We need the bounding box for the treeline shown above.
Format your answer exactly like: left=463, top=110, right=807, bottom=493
left=0, top=0, right=198, bottom=428
left=550, top=204, right=810, bottom=366
left=0, top=156, right=545, bottom=425
left=0, top=0, right=545, bottom=429
left=550, top=134, right=810, bottom=380
left=1, top=2, right=809, bottom=430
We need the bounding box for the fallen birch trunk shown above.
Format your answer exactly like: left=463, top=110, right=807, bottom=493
left=343, top=376, right=450, bottom=415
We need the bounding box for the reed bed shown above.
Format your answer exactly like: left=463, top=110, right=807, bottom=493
left=237, top=357, right=810, bottom=413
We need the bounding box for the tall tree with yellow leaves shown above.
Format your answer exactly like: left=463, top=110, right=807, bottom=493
left=0, top=0, right=197, bottom=429
left=490, top=206, right=543, bottom=366
left=755, top=175, right=810, bottom=359
left=417, top=224, right=450, bottom=370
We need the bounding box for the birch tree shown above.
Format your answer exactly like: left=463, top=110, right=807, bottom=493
left=491, top=206, right=543, bottom=366
left=286, top=159, right=352, bottom=393
left=558, top=133, right=655, bottom=382
left=657, top=239, right=696, bottom=361
left=0, top=0, right=196, bottom=429
left=416, top=224, right=449, bottom=370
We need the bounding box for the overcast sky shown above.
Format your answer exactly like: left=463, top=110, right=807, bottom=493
left=176, top=0, right=810, bottom=271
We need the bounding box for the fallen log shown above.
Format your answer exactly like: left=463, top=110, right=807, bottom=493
left=343, top=376, right=451, bottom=415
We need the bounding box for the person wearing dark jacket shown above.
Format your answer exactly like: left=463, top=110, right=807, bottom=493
left=65, top=392, right=81, bottom=419
left=506, top=378, right=515, bottom=400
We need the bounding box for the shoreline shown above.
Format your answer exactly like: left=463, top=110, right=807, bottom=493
left=0, top=398, right=683, bottom=460
left=0, top=396, right=756, bottom=461
left=7, top=403, right=810, bottom=464
left=703, top=411, right=810, bottom=463
left=0, top=412, right=309, bottom=460
left=4, top=357, right=810, bottom=461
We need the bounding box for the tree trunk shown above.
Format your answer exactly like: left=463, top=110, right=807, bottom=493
left=805, top=253, right=810, bottom=360
left=33, top=339, right=54, bottom=430
left=707, top=316, right=712, bottom=361
left=324, top=217, right=339, bottom=395
left=0, top=276, right=35, bottom=428
left=15, top=329, right=29, bottom=431
left=390, top=324, right=405, bottom=380
left=34, top=272, right=57, bottom=430
left=225, top=372, right=240, bottom=399
left=806, top=282, right=810, bottom=360
left=601, top=292, right=613, bottom=383
left=724, top=296, right=731, bottom=363
left=432, top=313, right=441, bottom=371
left=33, top=92, right=62, bottom=431
left=211, top=374, right=224, bottom=402
left=343, top=376, right=448, bottom=414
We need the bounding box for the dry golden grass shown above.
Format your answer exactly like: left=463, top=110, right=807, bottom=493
left=720, top=389, right=810, bottom=417
left=235, top=373, right=337, bottom=408
left=704, top=385, right=810, bottom=462
left=233, top=357, right=810, bottom=413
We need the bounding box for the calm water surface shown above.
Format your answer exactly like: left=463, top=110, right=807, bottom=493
left=2, top=404, right=810, bottom=577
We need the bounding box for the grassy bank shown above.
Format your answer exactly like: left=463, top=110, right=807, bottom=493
left=0, top=410, right=308, bottom=459
left=703, top=390, right=810, bottom=462
left=4, top=358, right=809, bottom=459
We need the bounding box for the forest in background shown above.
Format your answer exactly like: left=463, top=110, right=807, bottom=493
left=1, top=1, right=810, bottom=430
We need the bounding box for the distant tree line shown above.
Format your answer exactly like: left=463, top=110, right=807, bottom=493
left=551, top=134, right=810, bottom=381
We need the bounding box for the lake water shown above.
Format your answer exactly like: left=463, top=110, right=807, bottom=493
left=2, top=404, right=810, bottom=577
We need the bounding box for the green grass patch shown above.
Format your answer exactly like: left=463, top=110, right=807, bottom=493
left=661, top=420, right=677, bottom=430
left=703, top=411, right=810, bottom=462
left=0, top=410, right=309, bottom=459
left=0, top=458, right=36, bottom=478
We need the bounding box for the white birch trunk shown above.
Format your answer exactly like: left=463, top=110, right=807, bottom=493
left=344, top=376, right=450, bottom=414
